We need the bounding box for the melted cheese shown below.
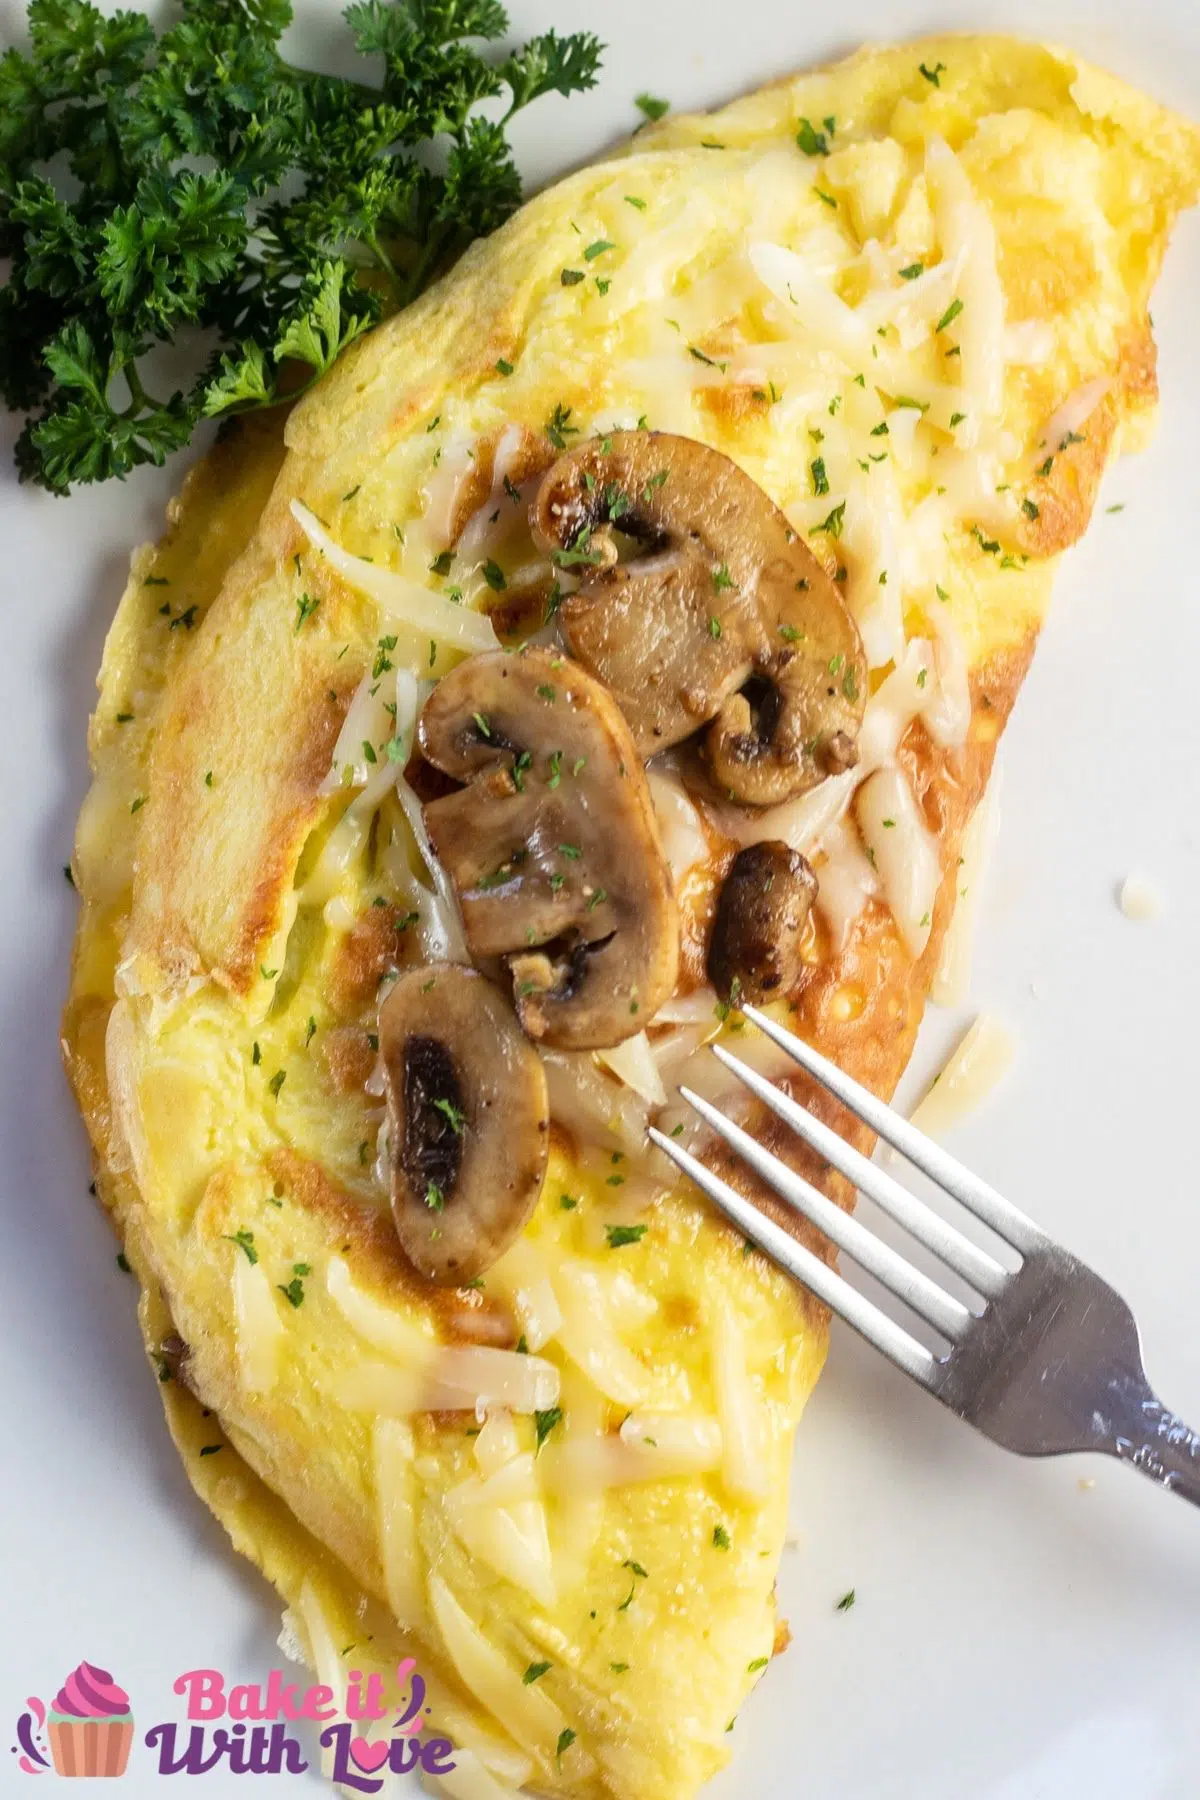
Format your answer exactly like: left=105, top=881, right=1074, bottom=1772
left=909, top=1014, right=1016, bottom=1137
left=856, top=766, right=941, bottom=959
left=232, top=1254, right=285, bottom=1394
left=374, top=1417, right=425, bottom=1628
left=291, top=500, right=498, bottom=655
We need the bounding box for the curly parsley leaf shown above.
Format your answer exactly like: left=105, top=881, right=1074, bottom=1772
left=1, top=0, right=605, bottom=491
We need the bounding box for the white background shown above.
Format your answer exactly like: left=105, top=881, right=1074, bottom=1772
left=1, top=1, right=1198, bottom=1796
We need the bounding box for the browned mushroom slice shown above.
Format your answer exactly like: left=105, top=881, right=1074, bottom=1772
left=531, top=431, right=866, bottom=803
left=707, top=841, right=817, bottom=1005
left=379, top=964, right=549, bottom=1284
left=418, top=647, right=679, bottom=1050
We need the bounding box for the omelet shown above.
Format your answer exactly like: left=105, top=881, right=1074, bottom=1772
left=62, top=36, right=1200, bottom=1800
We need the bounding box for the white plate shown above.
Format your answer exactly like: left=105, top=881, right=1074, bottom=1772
left=2, top=2, right=1198, bottom=1795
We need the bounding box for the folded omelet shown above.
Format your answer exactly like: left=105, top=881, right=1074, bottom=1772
left=63, top=36, right=1199, bottom=1800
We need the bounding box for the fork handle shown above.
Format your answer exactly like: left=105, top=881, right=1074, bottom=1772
left=1107, top=1391, right=1200, bottom=1509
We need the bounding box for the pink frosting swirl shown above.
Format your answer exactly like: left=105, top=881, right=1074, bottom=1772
left=51, top=1664, right=131, bottom=1719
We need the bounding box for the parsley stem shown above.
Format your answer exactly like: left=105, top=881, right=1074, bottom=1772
left=398, top=230, right=449, bottom=309
left=367, top=232, right=400, bottom=286
left=120, top=359, right=166, bottom=418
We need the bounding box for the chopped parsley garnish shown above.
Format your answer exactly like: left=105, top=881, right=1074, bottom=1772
left=277, top=1270, right=306, bottom=1307
left=584, top=238, right=614, bottom=260
left=223, top=1229, right=258, bottom=1265
left=545, top=403, right=579, bottom=449
left=836, top=1588, right=857, bottom=1611
left=711, top=563, right=735, bottom=591
left=815, top=501, right=846, bottom=539
left=625, top=194, right=646, bottom=210
left=523, top=1662, right=551, bottom=1684
left=935, top=297, right=964, bottom=333
left=295, top=593, right=319, bottom=633
left=432, top=1097, right=466, bottom=1135
left=605, top=1223, right=647, bottom=1248
left=472, top=711, right=492, bottom=739
left=425, top=1182, right=444, bottom=1212
left=199, top=1444, right=223, bottom=1457
left=810, top=456, right=829, bottom=495
left=919, top=60, right=947, bottom=85
left=1021, top=497, right=1040, bottom=520
left=495, top=358, right=514, bottom=376
left=534, top=1406, right=563, bottom=1451
left=267, top=1069, right=286, bottom=1098
left=560, top=267, right=585, bottom=286
left=481, top=559, right=506, bottom=591
left=556, top=1729, right=576, bottom=1764
left=899, top=262, right=924, bottom=280
left=708, top=615, right=722, bottom=639
left=748, top=1657, right=769, bottom=1673
left=814, top=188, right=837, bottom=209
left=560, top=1193, right=579, bottom=1210
left=552, top=526, right=607, bottom=568
left=618, top=1559, right=648, bottom=1610
left=712, top=1524, right=731, bottom=1549
left=795, top=117, right=829, bottom=156
left=635, top=92, right=670, bottom=121
left=536, top=682, right=557, bottom=702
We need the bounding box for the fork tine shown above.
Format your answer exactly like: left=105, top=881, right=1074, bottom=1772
left=678, top=1084, right=974, bottom=1341
left=740, top=1004, right=1045, bottom=1256
left=648, top=1126, right=937, bottom=1385
left=709, top=1043, right=1009, bottom=1300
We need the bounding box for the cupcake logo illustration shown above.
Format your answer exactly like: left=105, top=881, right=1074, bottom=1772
left=14, top=1664, right=134, bottom=1778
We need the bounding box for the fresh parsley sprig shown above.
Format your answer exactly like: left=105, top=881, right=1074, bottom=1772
left=0, top=0, right=602, bottom=492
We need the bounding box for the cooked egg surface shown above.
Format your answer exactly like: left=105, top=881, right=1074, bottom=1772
left=63, top=37, right=1199, bottom=1800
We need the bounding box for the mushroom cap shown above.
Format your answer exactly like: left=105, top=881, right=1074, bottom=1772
left=418, top=647, right=680, bottom=1050
left=707, top=841, right=818, bottom=1005
left=379, top=964, right=549, bottom=1285
left=531, top=431, right=867, bottom=805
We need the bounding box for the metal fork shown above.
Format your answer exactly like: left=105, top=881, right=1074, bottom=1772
left=648, top=1003, right=1200, bottom=1508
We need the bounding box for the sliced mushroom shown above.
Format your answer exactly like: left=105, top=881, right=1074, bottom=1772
left=531, top=431, right=866, bottom=805
left=418, top=647, right=679, bottom=1050
left=707, top=842, right=817, bottom=1004
left=379, top=964, right=549, bottom=1284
